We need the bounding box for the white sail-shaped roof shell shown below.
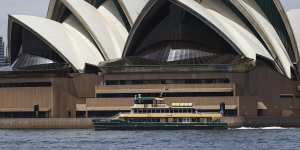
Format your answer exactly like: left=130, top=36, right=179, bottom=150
left=60, top=0, right=128, bottom=60
left=97, top=0, right=128, bottom=53
left=229, top=0, right=293, bottom=78
left=9, top=15, right=103, bottom=72
left=287, top=10, right=300, bottom=61
left=62, top=15, right=104, bottom=68
left=177, top=0, right=273, bottom=60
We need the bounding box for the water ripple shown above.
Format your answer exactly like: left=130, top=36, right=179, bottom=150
left=0, top=129, right=300, bottom=150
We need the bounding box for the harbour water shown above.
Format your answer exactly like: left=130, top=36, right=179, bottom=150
left=0, top=128, right=299, bottom=150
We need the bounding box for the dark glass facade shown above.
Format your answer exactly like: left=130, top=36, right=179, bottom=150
left=10, top=24, right=68, bottom=70
left=105, top=78, right=230, bottom=85
left=96, top=92, right=234, bottom=98
left=0, top=82, right=51, bottom=88
left=126, top=1, right=237, bottom=64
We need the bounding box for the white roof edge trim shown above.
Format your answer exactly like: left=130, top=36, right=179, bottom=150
left=10, top=15, right=95, bottom=72
left=117, top=0, right=149, bottom=26
left=47, top=0, right=57, bottom=19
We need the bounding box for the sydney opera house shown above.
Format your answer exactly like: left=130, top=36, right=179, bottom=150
left=0, top=0, right=300, bottom=119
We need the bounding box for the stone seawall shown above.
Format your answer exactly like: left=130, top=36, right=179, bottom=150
left=0, top=118, right=93, bottom=129
left=243, top=117, right=300, bottom=128
left=222, top=117, right=245, bottom=128
left=223, top=117, right=300, bottom=128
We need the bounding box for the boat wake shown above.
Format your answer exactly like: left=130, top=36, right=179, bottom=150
left=235, top=127, right=289, bottom=130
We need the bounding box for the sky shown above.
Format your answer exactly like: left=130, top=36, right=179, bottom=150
left=282, top=0, right=300, bottom=10
left=0, top=0, right=299, bottom=46
left=0, top=0, right=50, bottom=45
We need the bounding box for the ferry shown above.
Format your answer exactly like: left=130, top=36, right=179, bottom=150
left=93, top=95, right=228, bottom=130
